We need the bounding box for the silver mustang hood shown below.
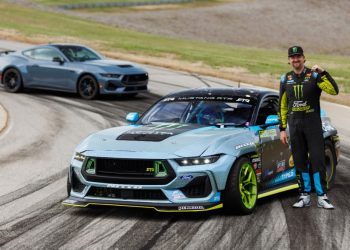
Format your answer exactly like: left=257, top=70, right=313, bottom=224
left=76, top=124, right=247, bottom=158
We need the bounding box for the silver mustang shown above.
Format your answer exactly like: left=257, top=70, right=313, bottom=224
left=0, top=44, right=148, bottom=99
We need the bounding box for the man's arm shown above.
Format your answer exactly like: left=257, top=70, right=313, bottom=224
left=278, top=75, right=288, bottom=131
left=312, top=65, right=339, bottom=95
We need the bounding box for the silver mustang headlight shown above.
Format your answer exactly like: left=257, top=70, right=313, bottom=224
left=175, top=155, right=220, bottom=166
left=74, top=152, right=86, bottom=162
left=100, top=73, right=121, bottom=78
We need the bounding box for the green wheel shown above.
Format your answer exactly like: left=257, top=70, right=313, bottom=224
left=223, top=157, right=258, bottom=215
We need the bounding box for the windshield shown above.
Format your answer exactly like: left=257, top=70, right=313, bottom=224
left=55, top=46, right=102, bottom=62
left=139, top=98, right=254, bottom=126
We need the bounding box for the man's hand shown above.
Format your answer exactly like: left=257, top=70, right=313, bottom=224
left=311, top=65, right=324, bottom=73
left=280, top=131, right=288, bottom=145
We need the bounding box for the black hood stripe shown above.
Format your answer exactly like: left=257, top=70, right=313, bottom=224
left=117, top=123, right=202, bottom=142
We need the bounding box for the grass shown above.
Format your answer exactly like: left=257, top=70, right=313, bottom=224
left=34, top=0, right=169, bottom=5
left=0, top=2, right=349, bottom=93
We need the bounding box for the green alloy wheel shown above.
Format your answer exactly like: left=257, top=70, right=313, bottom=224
left=223, top=157, right=258, bottom=215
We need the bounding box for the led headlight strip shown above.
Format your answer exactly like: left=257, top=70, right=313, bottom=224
left=74, top=152, right=86, bottom=162
left=175, top=155, right=220, bottom=166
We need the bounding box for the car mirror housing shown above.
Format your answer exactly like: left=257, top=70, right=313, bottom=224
left=126, top=112, right=139, bottom=124
left=53, top=57, right=64, bottom=65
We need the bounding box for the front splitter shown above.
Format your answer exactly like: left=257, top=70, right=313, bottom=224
left=62, top=196, right=223, bottom=213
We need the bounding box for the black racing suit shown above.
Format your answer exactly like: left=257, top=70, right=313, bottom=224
left=278, top=67, right=339, bottom=195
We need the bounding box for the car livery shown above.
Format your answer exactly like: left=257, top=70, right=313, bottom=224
left=63, top=88, right=340, bottom=214
left=0, top=44, right=148, bottom=99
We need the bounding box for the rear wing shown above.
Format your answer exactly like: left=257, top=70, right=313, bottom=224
left=0, top=50, right=15, bottom=56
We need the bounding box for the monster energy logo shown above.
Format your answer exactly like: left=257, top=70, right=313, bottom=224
left=293, top=47, right=298, bottom=53
left=293, top=85, right=303, bottom=99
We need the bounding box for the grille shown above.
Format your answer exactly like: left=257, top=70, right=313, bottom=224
left=82, top=158, right=175, bottom=185
left=87, top=187, right=167, bottom=200
left=122, top=74, right=148, bottom=84
left=96, top=158, right=156, bottom=177
left=180, top=176, right=212, bottom=198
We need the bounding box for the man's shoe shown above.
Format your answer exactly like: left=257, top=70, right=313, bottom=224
left=293, top=193, right=311, bottom=208
left=317, top=194, right=335, bottom=209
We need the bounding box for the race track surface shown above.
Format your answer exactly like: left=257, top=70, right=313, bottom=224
left=0, top=41, right=350, bottom=249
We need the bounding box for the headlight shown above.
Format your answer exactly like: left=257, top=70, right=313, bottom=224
left=74, top=152, right=86, bottom=162
left=175, top=155, right=220, bottom=166
left=100, top=73, right=121, bottom=78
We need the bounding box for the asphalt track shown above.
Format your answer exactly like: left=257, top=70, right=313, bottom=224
left=0, top=41, right=350, bottom=249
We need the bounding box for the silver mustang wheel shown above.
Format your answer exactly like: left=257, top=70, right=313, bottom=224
left=78, top=75, right=99, bottom=100
left=3, top=68, right=23, bottom=93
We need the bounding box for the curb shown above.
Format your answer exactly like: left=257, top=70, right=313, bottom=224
left=0, top=103, right=9, bottom=134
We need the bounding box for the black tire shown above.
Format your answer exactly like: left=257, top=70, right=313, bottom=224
left=323, top=140, right=337, bottom=190
left=223, top=157, right=258, bottom=215
left=77, top=75, right=99, bottom=100
left=2, top=68, right=23, bottom=93
left=67, top=172, right=72, bottom=197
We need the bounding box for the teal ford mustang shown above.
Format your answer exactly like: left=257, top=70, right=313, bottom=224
left=0, top=44, right=148, bottom=99
left=63, top=88, right=340, bottom=214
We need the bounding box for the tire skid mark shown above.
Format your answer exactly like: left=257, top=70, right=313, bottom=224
left=113, top=213, right=178, bottom=249
left=60, top=208, right=141, bottom=250
left=0, top=168, right=66, bottom=207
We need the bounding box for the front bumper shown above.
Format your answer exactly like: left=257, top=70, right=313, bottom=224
left=63, top=196, right=223, bottom=212
left=97, top=74, right=148, bottom=95
left=63, top=154, right=235, bottom=212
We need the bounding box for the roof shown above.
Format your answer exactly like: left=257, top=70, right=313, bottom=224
left=165, top=87, right=276, bottom=100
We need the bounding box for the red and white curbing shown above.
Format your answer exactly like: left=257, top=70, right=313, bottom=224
left=0, top=103, right=8, bottom=134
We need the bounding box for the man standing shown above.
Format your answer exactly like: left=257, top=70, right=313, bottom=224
left=278, top=46, right=339, bottom=209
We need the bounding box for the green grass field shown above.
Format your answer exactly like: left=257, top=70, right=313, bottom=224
left=34, top=0, right=165, bottom=5
left=0, top=2, right=349, bottom=92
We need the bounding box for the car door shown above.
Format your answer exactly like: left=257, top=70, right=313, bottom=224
left=256, top=96, right=293, bottom=182
left=26, top=47, right=75, bottom=91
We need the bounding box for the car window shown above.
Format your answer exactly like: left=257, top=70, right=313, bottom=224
left=55, top=46, right=101, bottom=62
left=23, top=49, right=35, bottom=58
left=31, top=48, right=62, bottom=61
left=256, top=97, right=278, bottom=125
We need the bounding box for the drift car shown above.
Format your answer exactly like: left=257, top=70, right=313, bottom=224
left=0, top=44, right=148, bottom=99
left=63, top=88, right=340, bottom=214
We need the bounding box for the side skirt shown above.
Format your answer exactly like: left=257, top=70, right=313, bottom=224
left=258, top=181, right=299, bottom=199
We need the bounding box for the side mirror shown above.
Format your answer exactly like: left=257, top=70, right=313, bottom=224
left=265, top=115, right=279, bottom=126
left=126, top=112, right=139, bottom=124
left=53, top=57, right=64, bottom=65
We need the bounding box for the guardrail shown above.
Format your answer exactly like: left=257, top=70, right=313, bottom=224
left=59, top=0, right=194, bottom=9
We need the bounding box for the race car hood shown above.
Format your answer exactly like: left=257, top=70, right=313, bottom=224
left=76, top=123, right=248, bottom=158
left=83, top=59, right=146, bottom=74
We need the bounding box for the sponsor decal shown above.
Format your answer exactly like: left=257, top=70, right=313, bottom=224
left=236, top=98, right=250, bottom=103
left=292, top=101, right=310, bottom=112
left=180, top=175, right=194, bottom=180
left=178, top=205, right=205, bottom=210
left=293, top=84, right=303, bottom=99
left=210, top=192, right=221, bottom=202
left=235, top=142, right=255, bottom=150
left=287, top=75, right=292, bottom=81
left=306, top=73, right=312, bottom=77
left=251, top=157, right=261, bottom=163
left=289, top=155, right=294, bottom=168
left=265, top=168, right=296, bottom=187
left=265, top=169, right=274, bottom=176
left=162, top=96, right=255, bottom=104
left=276, top=160, right=286, bottom=173
left=253, top=163, right=258, bottom=169
left=172, top=190, right=186, bottom=200
left=259, top=129, right=277, bottom=138
left=117, top=123, right=199, bottom=141
left=106, top=184, right=143, bottom=189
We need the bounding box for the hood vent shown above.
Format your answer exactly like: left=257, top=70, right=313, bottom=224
left=117, top=64, right=133, bottom=68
